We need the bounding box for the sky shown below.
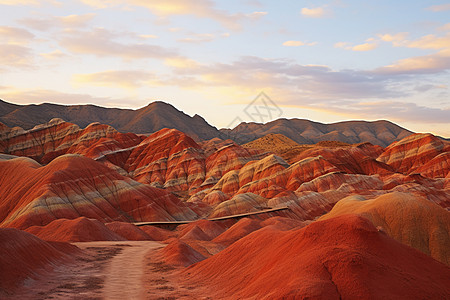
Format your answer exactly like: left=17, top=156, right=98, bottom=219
left=0, top=0, right=449, bottom=137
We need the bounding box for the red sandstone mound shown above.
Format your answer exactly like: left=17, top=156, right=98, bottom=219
left=183, top=215, right=450, bottom=299
left=160, top=239, right=206, bottom=267
left=0, top=228, right=79, bottom=294
left=320, top=192, right=450, bottom=265
left=26, top=217, right=125, bottom=242
left=0, top=154, right=197, bottom=230
left=0, top=118, right=142, bottom=166
left=260, top=216, right=306, bottom=231
left=177, top=219, right=226, bottom=241
left=105, top=221, right=152, bottom=241
left=140, top=225, right=176, bottom=241
left=125, top=128, right=206, bottom=192
left=378, top=133, right=450, bottom=176
left=212, top=217, right=261, bottom=245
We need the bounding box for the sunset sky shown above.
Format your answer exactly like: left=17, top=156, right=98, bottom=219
left=1, top=0, right=449, bottom=137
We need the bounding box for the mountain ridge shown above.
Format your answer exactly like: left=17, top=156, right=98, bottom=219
left=0, top=99, right=222, bottom=141
left=0, top=98, right=418, bottom=146
left=220, top=118, right=414, bottom=147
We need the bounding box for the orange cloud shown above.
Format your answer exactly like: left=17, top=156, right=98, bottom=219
left=59, top=28, right=178, bottom=60
left=40, top=49, right=67, bottom=60
left=301, top=6, right=328, bottom=18
left=283, top=40, right=305, bottom=47
left=352, top=43, right=377, bottom=51
left=335, top=41, right=377, bottom=51
left=375, top=49, right=450, bottom=74
left=73, top=70, right=155, bottom=89
left=427, top=4, right=450, bottom=12
left=78, top=0, right=267, bottom=30
left=20, top=13, right=96, bottom=31
left=0, top=26, right=34, bottom=45
left=0, top=44, right=33, bottom=67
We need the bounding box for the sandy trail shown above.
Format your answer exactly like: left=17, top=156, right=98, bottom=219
left=5, top=241, right=164, bottom=300
left=100, top=241, right=163, bottom=300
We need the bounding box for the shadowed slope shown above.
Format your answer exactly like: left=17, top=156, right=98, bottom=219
left=183, top=215, right=450, bottom=299
left=0, top=228, right=79, bottom=294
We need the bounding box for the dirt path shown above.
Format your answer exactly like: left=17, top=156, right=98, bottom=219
left=5, top=241, right=165, bottom=300
left=101, top=241, right=163, bottom=300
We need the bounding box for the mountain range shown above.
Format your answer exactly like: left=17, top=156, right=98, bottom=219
left=0, top=99, right=415, bottom=146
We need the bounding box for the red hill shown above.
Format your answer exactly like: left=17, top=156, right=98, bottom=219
left=183, top=214, right=450, bottom=299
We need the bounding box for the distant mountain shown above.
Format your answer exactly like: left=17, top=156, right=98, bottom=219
left=221, top=118, right=413, bottom=147
left=0, top=99, right=415, bottom=146
left=0, top=99, right=222, bottom=141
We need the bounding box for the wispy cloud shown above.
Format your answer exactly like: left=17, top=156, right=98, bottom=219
left=282, top=40, right=317, bottom=47
left=78, top=0, right=267, bottom=30
left=0, top=86, right=141, bottom=108
left=0, top=0, right=38, bottom=5
left=0, top=0, right=61, bottom=6
left=334, top=41, right=377, bottom=51
left=59, top=28, right=178, bottom=60
left=20, top=13, right=96, bottom=31
left=352, top=43, right=377, bottom=51
left=0, top=44, right=33, bottom=67
left=374, top=30, right=450, bottom=74
left=0, top=26, right=34, bottom=44
left=427, top=3, right=450, bottom=12
left=301, top=6, right=329, bottom=18
left=73, top=70, right=155, bottom=89
left=0, top=26, right=35, bottom=68
left=178, top=33, right=222, bottom=43
left=39, top=49, right=67, bottom=60
left=374, top=50, right=450, bottom=74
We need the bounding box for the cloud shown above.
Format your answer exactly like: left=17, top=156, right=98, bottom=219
left=335, top=41, right=377, bottom=51
left=301, top=6, right=328, bottom=18
left=438, top=23, right=450, bottom=31
left=282, top=40, right=304, bottom=47
left=405, top=33, right=450, bottom=49
left=0, top=26, right=34, bottom=44
left=73, top=70, right=155, bottom=89
left=352, top=43, right=377, bottom=51
left=0, top=44, right=33, bottom=67
left=0, top=0, right=61, bottom=5
left=178, top=33, right=216, bottom=43
left=0, top=0, right=38, bottom=4
left=139, top=34, right=158, bottom=39
left=78, top=0, right=267, bottom=30
left=427, top=3, right=450, bottom=12
left=377, top=32, right=409, bottom=46
left=59, top=28, right=178, bottom=60
left=40, top=49, right=67, bottom=60
left=163, top=56, right=407, bottom=101
left=347, top=101, right=450, bottom=124
left=0, top=87, right=140, bottom=108
left=374, top=49, right=450, bottom=74
left=20, top=13, right=96, bottom=31
left=246, top=11, right=268, bottom=18
left=373, top=30, right=450, bottom=74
